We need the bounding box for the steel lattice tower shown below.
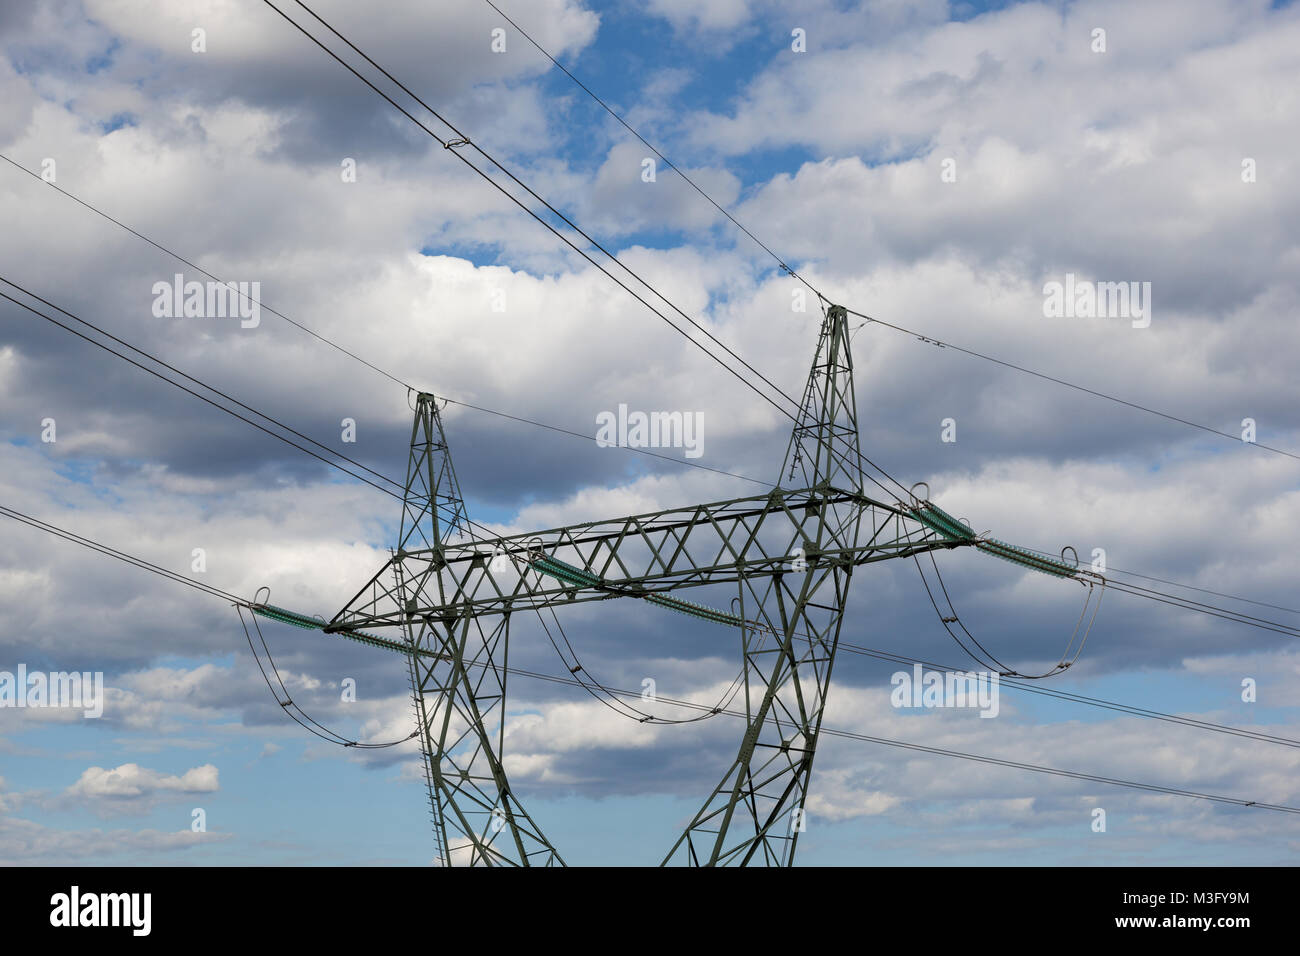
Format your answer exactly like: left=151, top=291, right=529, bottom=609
left=327, top=304, right=1085, bottom=865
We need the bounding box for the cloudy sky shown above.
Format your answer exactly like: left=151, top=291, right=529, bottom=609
left=1, top=0, right=1298, bottom=866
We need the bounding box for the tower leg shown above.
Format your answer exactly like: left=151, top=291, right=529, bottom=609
left=401, top=602, right=563, bottom=866
left=395, top=393, right=562, bottom=866
left=662, top=548, right=851, bottom=866
left=664, top=305, right=864, bottom=866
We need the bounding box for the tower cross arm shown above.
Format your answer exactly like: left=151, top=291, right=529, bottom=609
left=328, top=485, right=970, bottom=631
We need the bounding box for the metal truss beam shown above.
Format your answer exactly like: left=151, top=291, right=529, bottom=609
left=330, top=489, right=966, bottom=631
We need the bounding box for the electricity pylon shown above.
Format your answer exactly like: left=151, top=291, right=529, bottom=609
left=328, top=305, right=1086, bottom=866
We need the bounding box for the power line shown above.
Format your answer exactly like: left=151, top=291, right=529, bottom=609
left=476, top=0, right=823, bottom=301
left=10, top=273, right=743, bottom=732
left=7, top=496, right=1289, bottom=749
left=813, top=721, right=1300, bottom=813
left=2, top=276, right=514, bottom=549
left=1008, top=541, right=1300, bottom=617
left=238, top=604, right=418, bottom=750
left=4, top=498, right=1297, bottom=749
left=0, top=276, right=407, bottom=494
left=287, top=0, right=931, bottom=513
left=534, top=582, right=1300, bottom=747
left=6, top=156, right=1295, bottom=609
left=290, top=0, right=1249, bottom=519
left=259, top=0, right=802, bottom=424
left=0, top=501, right=414, bottom=751
left=845, top=307, right=1300, bottom=463
left=831, top=640, right=1300, bottom=749
left=0, top=504, right=244, bottom=604
left=290, top=0, right=803, bottom=416
left=0, top=281, right=407, bottom=505
left=12, top=10, right=1297, bottom=476
left=4, top=499, right=1296, bottom=815
left=470, top=667, right=1300, bottom=814
left=441, top=396, right=770, bottom=486
left=0, top=277, right=527, bottom=551
left=464, top=6, right=1300, bottom=465
left=11, top=270, right=1297, bottom=649
left=1103, top=576, right=1300, bottom=637
left=0, top=153, right=412, bottom=393
left=0, top=150, right=771, bottom=487
left=3, top=277, right=506, bottom=559
left=1, top=166, right=1292, bottom=622
left=5, top=268, right=1293, bottom=644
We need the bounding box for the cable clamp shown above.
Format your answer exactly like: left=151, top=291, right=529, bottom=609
left=445, top=137, right=470, bottom=149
